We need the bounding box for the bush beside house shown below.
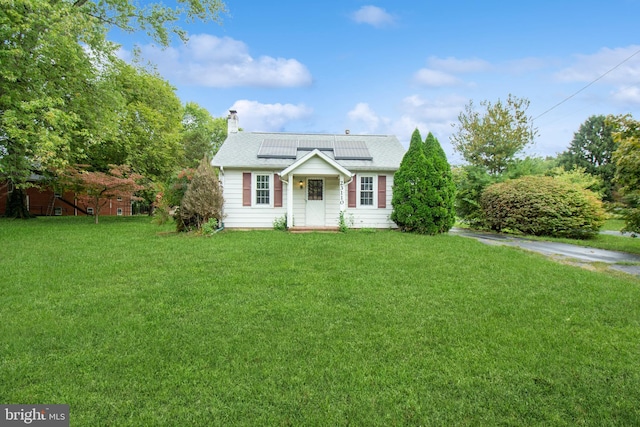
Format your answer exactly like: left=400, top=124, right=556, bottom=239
left=177, top=157, right=224, bottom=232
left=480, top=175, right=605, bottom=238
left=391, top=129, right=456, bottom=234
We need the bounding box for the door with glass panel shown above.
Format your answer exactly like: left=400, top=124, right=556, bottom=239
left=306, top=178, right=325, bottom=226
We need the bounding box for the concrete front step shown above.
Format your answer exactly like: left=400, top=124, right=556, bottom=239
left=289, top=226, right=340, bottom=233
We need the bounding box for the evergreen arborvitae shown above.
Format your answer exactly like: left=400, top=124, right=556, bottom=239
left=391, top=129, right=456, bottom=234
left=423, top=132, right=456, bottom=233
left=179, top=156, right=224, bottom=231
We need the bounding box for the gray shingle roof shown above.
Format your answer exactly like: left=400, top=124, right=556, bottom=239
left=212, top=132, right=406, bottom=171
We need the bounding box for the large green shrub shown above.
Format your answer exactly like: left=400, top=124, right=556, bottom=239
left=391, top=129, right=456, bottom=234
left=480, top=175, right=605, bottom=238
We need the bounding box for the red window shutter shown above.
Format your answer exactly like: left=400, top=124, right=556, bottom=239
left=378, top=175, right=386, bottom=208
left=348, top=174, right=357, bottom=208
left=274, top=174, right=283, bottom=207
left=242, top=172, right=251, bottom=206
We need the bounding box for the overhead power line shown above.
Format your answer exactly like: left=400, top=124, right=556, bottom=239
left=533, top=47, right=640, bottom=121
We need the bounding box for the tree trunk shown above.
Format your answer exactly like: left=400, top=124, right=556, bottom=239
left=5, top=186, right=34, bottom=219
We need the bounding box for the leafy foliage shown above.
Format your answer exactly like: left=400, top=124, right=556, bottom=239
left=391, top=130, right=455, bottom=234
left=85, top=61, right=184, bottom=183
left=452, top=165, right=495, bottom=227
left=273, top=215, right=288, bottom=231
left=610, top=114, right=640, bottom=233
left=0, top=0, right=226, bottom=217
left=450, top=94, right=538, bottom=175
left=181, top=102, right=227, bottom=168
left=0, top=0, right=118, bottom=193
left=177, top=157, right=223, bottom=232
left=453, top=157, right=559, bottom=227
left=423, top=132, right=456, bottom=232
left=546, top=166, right=604, bottom=198
left=481, top=176, right=605, bottom=238
left=558, top=115, right=616, bottom=201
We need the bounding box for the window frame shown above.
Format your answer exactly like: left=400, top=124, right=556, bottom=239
left=358, top=175, right=376, bottom=208
left=253, top=173, right=273, bottom=207
left=307, top=178, right=324, bottom=201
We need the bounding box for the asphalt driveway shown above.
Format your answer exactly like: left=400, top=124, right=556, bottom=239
left=451, top=228, right=640, bottom=277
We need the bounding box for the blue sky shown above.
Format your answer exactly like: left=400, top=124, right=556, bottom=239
left=113, top=1, right=640, bottom=164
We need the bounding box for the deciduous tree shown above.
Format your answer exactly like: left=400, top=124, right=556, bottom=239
left=0, top=0, right=226, bottom=217
left=62, top=165, right=145, bottom=224
left=610, top=114, right=640, bottom=232
left=450, top=94, right=538, bottom=175
left=558, top=115, right=616, bottom=201
left=88, top=61, right=184, bottom=183
left=180, top=103, right=226, bottom=168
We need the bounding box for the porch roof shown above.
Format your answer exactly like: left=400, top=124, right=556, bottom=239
left=279, top=149, right=353, bottom=180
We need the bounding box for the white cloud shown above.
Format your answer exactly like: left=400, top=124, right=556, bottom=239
left=345, top=96, right=466, bottom=162
left=414, top=56, right=491, bottom=87
left=426, top=56, right=491, bottom=74
left=138, top=34, right=313, bottom=88
left=413, top=69, right=461, bottom=87
left=555, top=45, right=640, bottom=85
left=351, top=6, right=396, bottom=28
left=401, top=94, right=467, bottom=123
left=115, top=46, right=133, bottom=62
left=505, top=57, right=550, bottom=74
left=347, top=102, right=386, bottom=133
left=227, top=100, right=313, bottom=132
left=612, top=85, right=640, bottom=105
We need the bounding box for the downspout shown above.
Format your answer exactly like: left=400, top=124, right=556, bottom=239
left=218, top=166, right=225, bottom=230
left=342, top=173, right=354, bottom=213
left=278, top=171, right=293, bottom=229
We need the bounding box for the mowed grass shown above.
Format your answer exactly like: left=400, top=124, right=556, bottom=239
left=1, top=217, right=639, bottom=426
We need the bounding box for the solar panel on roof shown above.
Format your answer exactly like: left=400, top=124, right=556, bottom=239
left=257, top=138, right=372, bottom=160
left=257, top=139, right=298, bottom=159
left=297, top=140, right=334, bottom=150
left=334, top=140, right=372, bottom=160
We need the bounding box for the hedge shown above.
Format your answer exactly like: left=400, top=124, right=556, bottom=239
left=480, top=175, right=605, bottom=238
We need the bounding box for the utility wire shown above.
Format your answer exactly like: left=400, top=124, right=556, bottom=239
left=533, top=47, right=640, bottom=121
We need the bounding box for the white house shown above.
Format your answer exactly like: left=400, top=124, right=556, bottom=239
left=212, top=111, right=406, bottom=229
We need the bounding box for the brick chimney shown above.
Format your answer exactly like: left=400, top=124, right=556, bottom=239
left=227, top=110, right=239, bottom=134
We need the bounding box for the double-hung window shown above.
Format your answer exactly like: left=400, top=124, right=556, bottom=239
left=255, top=174, right=270, bottom=205
left=360, top=176, right=374, bottom=206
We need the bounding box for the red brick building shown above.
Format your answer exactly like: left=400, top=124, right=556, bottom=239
left=0, top=182, right=135, bottom=217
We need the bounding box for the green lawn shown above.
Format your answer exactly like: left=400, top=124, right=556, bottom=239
left=602, top=219, right=626, bottom=232
left=1, top=217, right=639, bottom=426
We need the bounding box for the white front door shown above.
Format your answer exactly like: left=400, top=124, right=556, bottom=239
left=306, top=178, right=325, bottom=226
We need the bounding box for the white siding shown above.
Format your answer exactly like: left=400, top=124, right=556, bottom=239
left=292, top=178, right=306, bottom=227
left=220, top=168, right=397, bottom=229
left=324, top=176, right=341, bottom=227
left=293, top=156, right=339, bottom=176
left=346, top=174, right=397, bottom=229
left=220, top=169, right=286, bottom=228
